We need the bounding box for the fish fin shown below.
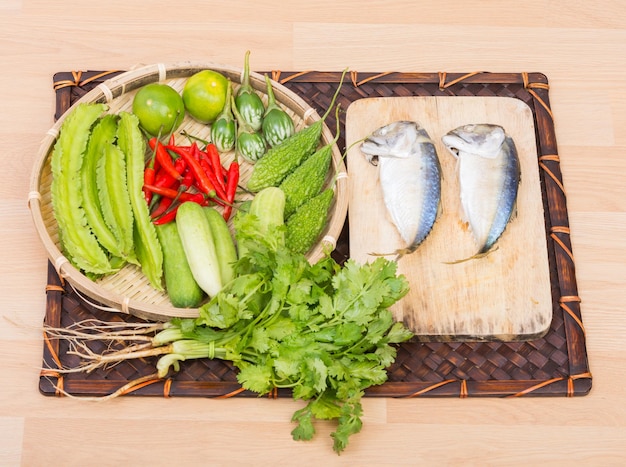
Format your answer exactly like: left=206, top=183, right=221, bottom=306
left=368, top=247, right=416, bottom=261
left=444, top=246, right=499, bottom=265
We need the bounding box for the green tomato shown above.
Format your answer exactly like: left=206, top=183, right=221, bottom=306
left=132, top=83, right=185, bottom=136
left=182, top=70, right=229, bottom=124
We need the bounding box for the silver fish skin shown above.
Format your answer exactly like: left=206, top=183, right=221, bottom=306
left=360, top=121, right=441, bottom=255
left=441, top=123, right=520, bottom=255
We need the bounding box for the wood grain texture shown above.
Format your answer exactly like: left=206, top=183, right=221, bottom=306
left=346, top=96, right=552, bottom=341
left=2, top=0, right=625, bottom=464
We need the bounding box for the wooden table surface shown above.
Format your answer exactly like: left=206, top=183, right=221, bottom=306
left=2, top=1, right=625, bottom=465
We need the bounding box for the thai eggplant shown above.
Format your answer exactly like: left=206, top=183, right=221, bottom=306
left=210, top=79, right=236, bottom=153
left=235, top=50, right=265, bottom=131
left=262, top=74, right=295, bottom=147
left=232, top=96, right=266, bottom=163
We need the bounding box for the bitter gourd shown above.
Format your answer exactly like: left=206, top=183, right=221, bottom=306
left=279, top=106, right=340, bottom=218
left=285, top=188, right=334, bottom=255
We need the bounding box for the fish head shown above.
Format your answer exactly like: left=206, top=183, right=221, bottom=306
left=442, top=124, right=506, bottom=159
left=360, top=121, right=422, bottom=163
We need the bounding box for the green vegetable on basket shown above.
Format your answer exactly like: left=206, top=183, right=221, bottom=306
left=280, top=105, right=340, bottom=218
left=96, top=140, right=136, bottom=265
left=175, top=201, right=223, bottom=298
left=262, top=74, right=295, bottom=147
left=235, top=50, right=265, bottom=132
left=156, top=221, right=205, bottom=308
left=210, top=79, right=237, bottom=153
left=80, top=114, right=128, bottom=262
left=285, top=188, right=335, bottom=255
left=50, top=102, right=115, bottom=275
left=232, top=95, right=266, bottom=163
left=235, top=186, right=286, bottom=258
left=50, top=204, right=413, bottom=454
left=117, top=111, right=163, bottom=291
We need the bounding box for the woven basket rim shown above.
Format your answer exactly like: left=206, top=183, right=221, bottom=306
left=29, top=61, right=348, bottom=321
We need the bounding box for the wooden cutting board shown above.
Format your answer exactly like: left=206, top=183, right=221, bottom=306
left=345, top=96, right=552, bottom=342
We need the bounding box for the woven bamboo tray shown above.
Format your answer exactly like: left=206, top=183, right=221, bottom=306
left=30, top=63, right=348, bottom=321
left=40, top=69, right=592, bottom=398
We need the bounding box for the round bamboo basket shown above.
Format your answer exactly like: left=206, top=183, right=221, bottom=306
left=29, top=61, right=348, bottom=321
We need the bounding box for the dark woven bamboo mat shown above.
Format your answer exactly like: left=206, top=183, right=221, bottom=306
left=40, top=69, right=592, bottom=398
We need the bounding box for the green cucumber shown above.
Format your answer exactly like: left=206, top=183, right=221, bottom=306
left=236, top=186, right=285, bottom=257
left=204, top=207, right=237, bottom=286
left=155, top=222, right=205, bottom=308
left=176, top=201, right=223, bottom=298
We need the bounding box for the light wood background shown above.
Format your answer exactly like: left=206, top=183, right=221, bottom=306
left=2, top=1, right=625, bottom=465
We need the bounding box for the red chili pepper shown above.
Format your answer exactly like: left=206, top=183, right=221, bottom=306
left=153, top=167, right=179, bottom=190
left=149, top=138, right=183, bottom=183
left=150, top=196, right=173, bottom=219
left=206, top=143, right=228, bottom=183
left=168, top=143, right=217, bottom=198
left=143, top=145, right=159, bottom=204
left=198, top=157, right=229, bottom=202
left=143, top=183, right=205, bottom=203
left=191, top=144, right=228, bottom=202
left=153, top=205, right=179, bottom=225
left=143, top=167, right=155, bottom=204
left=204, top=144, right=228, bottom=195
left=222, top=161, right=240, bottom=221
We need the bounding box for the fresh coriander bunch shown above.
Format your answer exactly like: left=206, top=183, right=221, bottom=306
left=161, top=208, right=413, bottom=453
left=51, top=192, right=413, bottom=454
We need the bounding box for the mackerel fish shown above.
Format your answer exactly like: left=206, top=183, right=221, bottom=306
left=360, top=121, right=441, bottom=256
left=441, top=123, right=520, bottom=258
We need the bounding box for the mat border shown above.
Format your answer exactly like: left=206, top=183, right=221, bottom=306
left=40, top=70, right=591, bottom=398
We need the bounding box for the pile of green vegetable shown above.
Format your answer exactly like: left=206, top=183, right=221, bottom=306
left=49, top=195, right=412, bottom=453
left=51, top=103, right=163, bottom=286
left=44, top=60, right=415, bottom=453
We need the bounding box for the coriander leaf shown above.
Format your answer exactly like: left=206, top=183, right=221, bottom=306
left=265, top=316, right=297, bottom=341
left=237, top=363, right=274, bottom=395
left=316, top=293, right=334, bottom=320
left=287, top=279, right=315, bottom=305
left=291, top=404, right=316, bottom=441
left=287, top=302, right=312, bottom=322
left=309, top=392, right=343, bottom=420
left=335, top=323, right=363, bottom=347
left=331, top=400, right=363, bottom=454
left=385, top=321, right=415, bottom=344
left=250, top=327, right=271, bottom=353
left=374, top=344, right=398, bottom=368
left=306, top=357, right=328, bottom=393
left=360, top=309, right=394, bottom=346
left=198, top=293, right=246, bottom=329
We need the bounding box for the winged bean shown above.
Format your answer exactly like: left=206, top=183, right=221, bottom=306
left=96, top=140, right=137, bottom=264
left=117, top=111, right=164, bottom=290
left=50, top=102, right=114, bottom=274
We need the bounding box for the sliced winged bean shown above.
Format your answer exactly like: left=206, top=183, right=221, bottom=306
left=50, top=102, right=114, bottom=274
left=96, top=140, right=137, bottom=264
left=117, top=111, right=163, bottom=290
left=81, top=114, right=123, bottom=258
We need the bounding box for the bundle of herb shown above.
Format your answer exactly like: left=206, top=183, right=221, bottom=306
left=48, top=207, right=413, bottom=453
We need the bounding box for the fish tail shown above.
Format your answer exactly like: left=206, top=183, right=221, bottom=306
left=444, top=246, right=499, bottom=265
left=368, top=245, right=418, bottom=261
